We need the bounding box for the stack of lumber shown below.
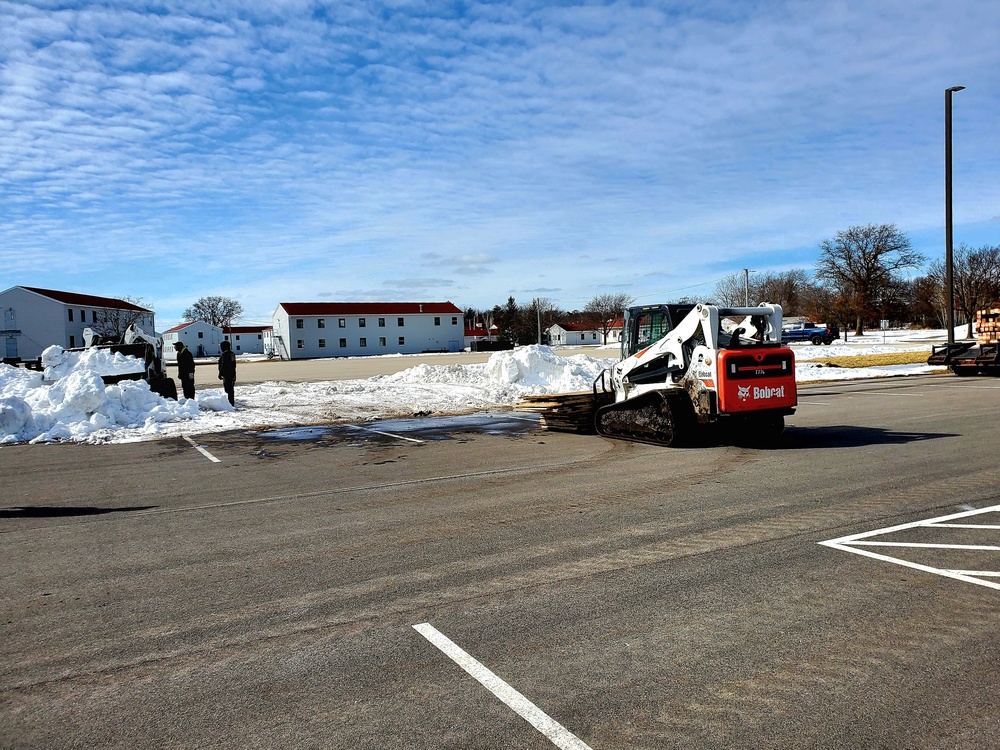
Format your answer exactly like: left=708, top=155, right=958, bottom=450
left=977, top=306, right=1000, bottom=344
left=517, top=391, right=601, bottom=433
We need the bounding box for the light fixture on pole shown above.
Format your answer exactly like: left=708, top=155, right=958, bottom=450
left=945, top=85, right=964, bottom=345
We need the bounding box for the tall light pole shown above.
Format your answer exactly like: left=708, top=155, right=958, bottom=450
left=742, top=268, right=756, bottom=307
left=945, top=85, right=965, bottom=344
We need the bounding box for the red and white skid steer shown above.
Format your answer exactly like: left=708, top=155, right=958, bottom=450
left=592, top=302, right=797, bottom=446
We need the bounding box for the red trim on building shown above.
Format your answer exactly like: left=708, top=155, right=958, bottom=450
left=279, top=302, right=462, bottom=316
left=22, top=286, right=150, bottom=312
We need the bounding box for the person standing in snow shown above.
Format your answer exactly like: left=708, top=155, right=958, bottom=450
left=173, top=341, right=196, bottom=400
left=217, top=340, right=237, bottom=407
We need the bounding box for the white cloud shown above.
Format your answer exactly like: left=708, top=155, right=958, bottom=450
left=1, top=0, right=998, bottom=322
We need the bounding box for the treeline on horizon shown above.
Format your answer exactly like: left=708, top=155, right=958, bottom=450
left=465, top=223, right=1000, bottom=345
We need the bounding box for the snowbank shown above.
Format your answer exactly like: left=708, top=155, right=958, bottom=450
left=0, top=346, right=228, bottom=444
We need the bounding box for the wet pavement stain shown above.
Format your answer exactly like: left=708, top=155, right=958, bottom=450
left=255, top=411, right=541, bottom=445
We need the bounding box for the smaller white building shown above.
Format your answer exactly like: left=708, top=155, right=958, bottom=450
left=162, top=321, right=224, bottom=359
left=546, top=320, right=623, bottom=346
left=546, top=322, right=603, bottom=346
left=223, top=325, right=270, bottom=355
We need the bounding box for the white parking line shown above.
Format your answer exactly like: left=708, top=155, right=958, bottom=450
left=413, top=623, right=594, bottom=750
left=183, top=435, right=221, bottom=463
left=819, top=504, right=1000, bottom=590
left=849, top=541, right=1000, bottom=551
left=348, top=424, right=425, bottom=443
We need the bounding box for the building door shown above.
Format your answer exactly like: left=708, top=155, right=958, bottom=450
left=5, top=337, right=17, bottom=359
left=3, top=308, right=14, bottom=330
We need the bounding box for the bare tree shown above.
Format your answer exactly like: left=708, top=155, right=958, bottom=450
left=928, top=244, right=1000, bottom=339
left=815, top=223, right=925, bottom=335
left=93, top=296, right=155, bottom=340
left=715, top=270, right=812, bottom=312
left=183, top=296, right=244, bottom=329
left=584, top=292, right=635, bottom=344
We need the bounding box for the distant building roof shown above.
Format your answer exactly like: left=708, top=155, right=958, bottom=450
left=20, top=286, right=150, bottom=312
left=553, top=322, right=598, bottom=332
left=464, top=326, right=495, bottom=337
left=164, top=322, right=196, bottom=333
left=278, top=302, right=463, bottom=316
left=224, top=325, right=271, bottom=334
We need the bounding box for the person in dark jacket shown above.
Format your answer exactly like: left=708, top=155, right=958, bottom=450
left=218, top=340, right=237, bottom=406
left=173, top=341, right=196, bottom=400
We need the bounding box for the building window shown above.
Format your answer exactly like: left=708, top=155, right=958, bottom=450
left=360, top=337, right=367, bottom=347
left=296, top=319, right=304, bottom=329
left=68, top=309, right=73, bottom=322
left=235, top=335, right=241, bottom=340
left=379, top=337, right=386, bottom=347
left=339, top=318, right=346, bottom=328
left=452, top=317, right=458, bottom=325
left=378, top=317, right=386, bottom=327
left=318, top=319, right=325, bottom=329
left=319, top=339, right=326, bottom=348
left=434, top=317, right=441, bottom=326
left=80, top=310, right=86, bottom=322
left=69, top=335, right=75, bottom=347
left=339, top=338, right=347, bottom=348
left=257, top=334, right=262, bottom=340
left=297, top=339, right=304, bottom=349
left=398, top=336, right=405, bottom=346
left=198, top=331, right=204, bottom=338
left=236, top=345, right=241, bottom=352
left=397, top=318, right=404, bottom=327
left=358, top=318, right=366, bottom=327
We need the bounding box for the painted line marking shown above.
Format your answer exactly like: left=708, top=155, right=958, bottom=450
left=850, top=391, right=928, bottom=397
left=347, top=424, right=424, bottom=443
left=927, top=522, right=1000, bottom=529
left=413, top=623, right=594, bottom=750
left=849, top=541, right=1000, bottom=551
left=819, top=504, right=1000, bottom=591
left=183, top=436, right=221, bottom=463
left=797, top=400, right=831, bottom=405
left=948, top=570, right=1000, bottom=577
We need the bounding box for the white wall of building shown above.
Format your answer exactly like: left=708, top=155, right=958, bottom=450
left=272, top=305, right=464, bottom=359
left=162, top=321, right=224, bottom=359
left=223, top=327, right=268, bottom=355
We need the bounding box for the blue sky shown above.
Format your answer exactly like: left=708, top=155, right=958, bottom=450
left=2, top=0, right=998, bottom=328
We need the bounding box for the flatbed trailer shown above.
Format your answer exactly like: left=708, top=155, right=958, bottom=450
left=928, top=342, right=1000, bottom=376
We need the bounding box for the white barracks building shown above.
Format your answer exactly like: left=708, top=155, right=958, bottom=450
left=270, top=302, right=464, bottom=359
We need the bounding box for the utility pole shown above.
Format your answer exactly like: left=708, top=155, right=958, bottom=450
left=742, top=268, right=755, bottom=307
left=945, top=85, right=965, bottom=345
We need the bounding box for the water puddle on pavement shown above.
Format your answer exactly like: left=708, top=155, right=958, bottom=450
left=256, top=411, right=540, bottom=445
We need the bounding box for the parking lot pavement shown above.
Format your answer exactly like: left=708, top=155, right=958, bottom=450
left=4, top=375, right=1000, bottom=748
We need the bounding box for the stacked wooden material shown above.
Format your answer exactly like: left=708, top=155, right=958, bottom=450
left=977, top=306, right=1000, bottom=344
left=517, top=391, right=603, bottom=433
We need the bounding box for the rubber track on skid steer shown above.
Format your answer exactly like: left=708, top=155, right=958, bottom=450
left=594, top=389, right=695, bottom=447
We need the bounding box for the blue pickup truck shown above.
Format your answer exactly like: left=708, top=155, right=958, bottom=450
left=781, top=321, right=839, bottom=345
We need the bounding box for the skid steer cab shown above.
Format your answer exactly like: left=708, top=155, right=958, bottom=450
left=594, top=303, right=797, bottom=446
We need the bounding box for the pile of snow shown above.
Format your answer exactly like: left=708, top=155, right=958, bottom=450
left=39, top=345, right=146, bottom=382
left=0, top=345, right=231, bottom=445
left=0, top=341, right=948, bottom=446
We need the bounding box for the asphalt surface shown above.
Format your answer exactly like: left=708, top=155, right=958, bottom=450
left=3, top=374, right=1000, bottom=749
